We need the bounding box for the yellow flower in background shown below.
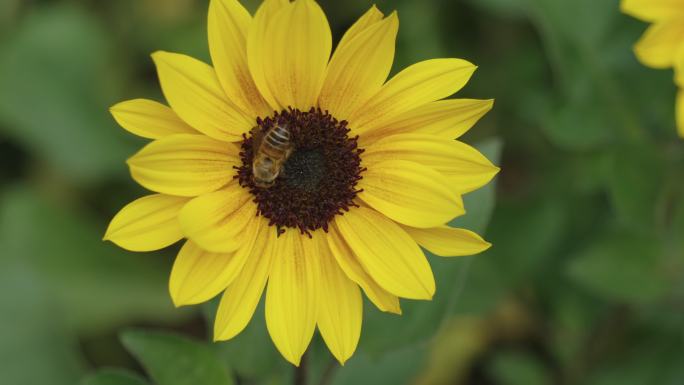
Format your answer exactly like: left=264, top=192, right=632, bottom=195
left=622, top=0, right=684, bottom=137
left=104, top=0, right=498, bottom=365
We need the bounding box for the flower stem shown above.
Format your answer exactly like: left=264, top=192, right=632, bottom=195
left=317, top=359, right=338, bottom=385
left=294, top=351, right=308, bottom=385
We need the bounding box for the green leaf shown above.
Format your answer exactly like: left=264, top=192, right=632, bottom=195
left=81, top=369, right=149, bottom=385
left=546, top=287, right=604, bottom=370
left=607, top=143, right=667, bottom=229
left=566, top=229, right=670, bottom=304
left=331, top=345, right=429, bottom=385
left=669, top=190, right=684, bottom=284
left=528, top=0, right=617, bottom=50
left=540, top=78, right=613, bottom=150
left=0, top=4, right=134, bottom=185
left=455, top=197, right=567, bottom=316
left=487, top=350, right=552, bottom=385
left=465, top=0, right=527, bottom=18
left=211, top=300, right=287, bottom=382
left=0, top=263, right=85, bottom=385
left=0, top=185, right=185, bottom=333
left=583, top=336, right=684, bottom=385
left=120, top=330, right=234, bottom=385
left=494, top=0, right=643, bottom=150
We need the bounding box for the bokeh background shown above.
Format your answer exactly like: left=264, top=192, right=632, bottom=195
left=1, top=0, right=683, bottom=384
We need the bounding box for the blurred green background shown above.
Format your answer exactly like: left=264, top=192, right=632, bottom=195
left=1, top=0, right=683, bottom=384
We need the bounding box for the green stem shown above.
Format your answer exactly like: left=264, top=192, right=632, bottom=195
left=294, top=350, right=308, bottom=385
left=317, top=359, right=338, bottom=385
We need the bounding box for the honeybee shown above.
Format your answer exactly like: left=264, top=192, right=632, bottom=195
left=252, top=124, right=294, bottom=188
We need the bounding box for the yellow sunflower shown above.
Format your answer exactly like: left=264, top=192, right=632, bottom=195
left=622, top=0, right=684, bottom=137
left=104, top=0, right=498, bottom=365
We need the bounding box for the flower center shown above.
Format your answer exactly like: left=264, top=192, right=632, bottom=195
left=235, top=108, right=365, bottom=235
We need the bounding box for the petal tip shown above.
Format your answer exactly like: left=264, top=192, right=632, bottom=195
left=212, top=326, right=235, bottom=343
left=109, top=103, right=122, bottom=113
left=287, top=354, right=302, bottom=367
left=102, top=225, right=113, bottom=241
left=169, top=284, right=187, bottom=308
left=150, top=50, right=168, bottom=60
left=383, top=300, right=402, bottom=315
left=212, top=327, right=229, bottom=343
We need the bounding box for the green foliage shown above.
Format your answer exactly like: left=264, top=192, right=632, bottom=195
left=208, top=301, right=289, bottom=383
left=607, top=143, right=667, bottom=228
left=1, top=0, right=683, bottom=384
left=0, top=5, right=135, bottom=185
left=582, top=335, right=684, bottom=385
left=120, top=330, right=235, bottom=385
left=567, top=230, right=670, bottom=304
left=0, top=263, right=85, bottom=385
left=487, top=350, right=552, bottom=385
left=0, top=185, right=183, bottom=333
left=81, top=369, right=149, bottom=385
left=330, top=346, right=429, bottom=385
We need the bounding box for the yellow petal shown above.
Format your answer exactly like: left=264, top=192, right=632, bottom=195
left=214, top=218, right=274, bottom=341
left=358, top=160, right=465, bottom=228
left=208, top=0, right=271, bottom=118
left=350, top=58, right=477, bottom=135
left=634, top=20, right=684, bottom=69
left=265, top=231, right=318, bottom=366
left=170, top=226, right=259, bottom=306
left=676, top=47, right=684, bottom=87
left=622, top=0, right=684, bottom=22
left=335, top=5, right=384, bottom=49
left=248, top=0, right=332, bottom=111
left=110, top=99, right=197, bottom=139
left=359, top=99, right=494, bottom=146
left=315, top=232, right=362, bottom=365
left=401, top=225, right=491, bottom=257
left=327, top=226, right=401, bottom=314
left=334, top=207, right=435, bottom=300
left=319, top=12, right=398, bottom=120
left=104, top=194, right=188, bottom=252
left=363, top=134, right=499, bottom=194
left=677, top=89, right=684, bottom=138
left=127, top=134, right=239, bottom=197
left=246, top=0, right=290, bottom=110
left=152, top=51, right=253, bottom=142
left=179, top=181, right=254, bottom=253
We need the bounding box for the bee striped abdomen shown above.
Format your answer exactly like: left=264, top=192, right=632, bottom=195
left=263, top=125, right=291, bottom=155
left=252, top=124, right=293, bottom=189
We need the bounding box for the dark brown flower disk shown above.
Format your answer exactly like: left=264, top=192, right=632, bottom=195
left=235, top=108, right=365, bottom=236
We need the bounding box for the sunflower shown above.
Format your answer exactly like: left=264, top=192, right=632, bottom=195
left=105, top=0, right=498, bottom=365
left=622, top=0, right=684, bottom=137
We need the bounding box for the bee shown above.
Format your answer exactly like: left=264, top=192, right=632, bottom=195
left=252, top=123, right=294, bottom=188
